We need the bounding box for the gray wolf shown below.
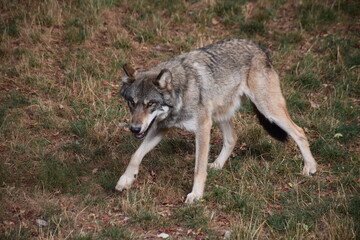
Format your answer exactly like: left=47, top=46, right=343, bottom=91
left=115, top=38, right=317, bottom=203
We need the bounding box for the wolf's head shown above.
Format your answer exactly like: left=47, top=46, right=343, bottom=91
left=120, top=65, right=173, bottom=139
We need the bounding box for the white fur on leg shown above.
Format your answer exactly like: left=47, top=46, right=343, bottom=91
left=302, top=161, right=317, bottom=176
left=185, top=114, right=211, bottom=204
left=115, top=127, right=165, bottom=192
left=185, top=191, right=203, bottom=204
left=208, top=121, right=237, bottom=170
left=208, top=162, right=223, bottom=170
left=186, top=170, right=207, bottom=203
left=185, top=171, right=207, bottom=203
left=293, top=136, right=317, bottom=176
left=115, top=173, right=137, bottom=191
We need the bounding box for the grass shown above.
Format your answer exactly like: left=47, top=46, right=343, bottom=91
left=0, top=0, right=359, bottom=239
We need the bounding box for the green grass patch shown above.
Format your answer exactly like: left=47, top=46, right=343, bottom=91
left=339, top=0, right=360, bottom=17
left=0, top=91, right=30, bottom=128
left=207, top=185, right=249, bottom=213
left=129, top=209, right=163, bottom=229
left=0, top=17, right=20, bottom=37
left=335, top=123, right=360, bottom=144
left=349, top=196, right=360, bottom=237
left=174, top=204, right=210, bottom=230
left=126, top=0, right=185, bottom=19
left=69, top=119, right=94, bottom=137
left=42, top=202, right=62, bottom=220
left=214, top=0, right=245, bottom=26
left=267, top=214, right=289, bottom=231
left=134, top=30, right=156, bottom=43
left=71, top=234, right=94, bottom=240
left=0, top=160, right=8, bottom=188
left=240, top=21, right=265, bottom=36
left=312, top=139, right=350, bottom=164
left=64, top=18, right=89, bottom=44
left=113, top=38, right=132, bottom=50
left=299, top=1, right=337, bottom=30
left=38, top=156, right=84, bottom=192
left=0, top=229, right=32, bottom=240
left=345, top=49, right=360, bottom=68
left=287, top=91, right=309, bottom=112
left=96, top=226, right=134, bottom=240
left=97, top=170, right=118, bottom=192
left=280, top=31, right=303, bottom=47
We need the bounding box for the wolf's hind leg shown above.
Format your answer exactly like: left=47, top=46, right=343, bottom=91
left=248, top=68, right=317, bottom=175
left=115, top=127, right=166, bottom=192
left=253, top=102, right=317, bottom=175
left=208, top=120, right=237, bottom=170
left=272, top=112, right=317, bottom=175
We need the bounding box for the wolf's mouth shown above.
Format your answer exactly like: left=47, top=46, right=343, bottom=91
left=134, top=117, right=157, bottom=139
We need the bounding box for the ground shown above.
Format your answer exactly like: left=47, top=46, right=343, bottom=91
left=0, top=0, right=359, bottom=239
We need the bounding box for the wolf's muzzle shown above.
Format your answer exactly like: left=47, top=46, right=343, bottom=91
left=131, top=117, right=157, bottom=140
left=130, top=125, right=141, bottom=134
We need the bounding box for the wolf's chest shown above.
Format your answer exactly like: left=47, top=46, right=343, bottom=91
left=174, top=117, right=197, bottom=132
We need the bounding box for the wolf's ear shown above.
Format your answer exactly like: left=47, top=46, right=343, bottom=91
left=122, top=64, right=136, bottom=84
left=153, top=69, right=172, bottom=90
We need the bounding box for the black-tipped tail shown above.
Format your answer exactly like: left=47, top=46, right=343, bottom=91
left=252, top=103, right=288, bottom=142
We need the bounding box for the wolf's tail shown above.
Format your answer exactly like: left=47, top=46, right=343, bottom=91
left=252, top=103, right=288, bottom=142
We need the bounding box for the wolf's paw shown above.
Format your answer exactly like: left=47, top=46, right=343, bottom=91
left=208, top=162, right=223, bottom=170
left=185, top=192, right=203, bottom=204
left=115, top=174, right=136, bottom=192
left=302, top=163, right=317, bottom=176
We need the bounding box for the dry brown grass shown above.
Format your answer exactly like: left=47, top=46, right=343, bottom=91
left=0, top=0, right=359, bottom=239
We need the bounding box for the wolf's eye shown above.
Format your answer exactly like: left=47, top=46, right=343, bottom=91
left=127, top=99, right=135, bottom=106
left=147, top=102, right=156, bottom=108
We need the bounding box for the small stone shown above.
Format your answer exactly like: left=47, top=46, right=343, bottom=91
left=35, top=219, right=48, bottom=227
left=157, top=232, right=170, bottom=238
left=223, top=230, right=232, bottom=239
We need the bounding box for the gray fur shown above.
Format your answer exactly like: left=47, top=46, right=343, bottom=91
left=122, top=39, right=269, bottom=128
left=116, top=38, right=317, bottom=203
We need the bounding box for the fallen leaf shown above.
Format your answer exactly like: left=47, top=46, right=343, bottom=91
left=334, top=133, right=343, bottom=139
left=240, top=142, right=247, bottom=150
left=310, top=100, right=320, bottom=109
left=100, top=215, right=110, bottom=222
left=211, top=18, right=219, bottom=25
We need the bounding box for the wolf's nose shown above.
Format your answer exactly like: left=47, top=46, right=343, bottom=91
left=130, top=126, right=141, bottom=134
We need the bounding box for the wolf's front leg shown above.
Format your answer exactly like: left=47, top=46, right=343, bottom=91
left=185, top=115, right=212, bottom=203
left=115, top=127, right=166, bottom=192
